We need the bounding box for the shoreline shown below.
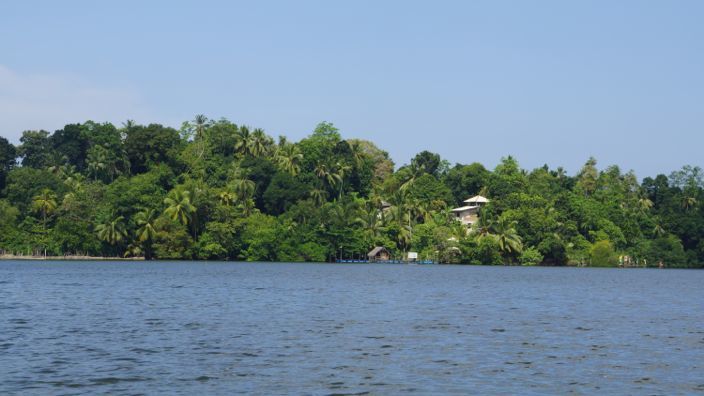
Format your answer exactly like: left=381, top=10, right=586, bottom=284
left=0, top=254, right=144, bottom=261
left=0, top=256, right=687, bottom=268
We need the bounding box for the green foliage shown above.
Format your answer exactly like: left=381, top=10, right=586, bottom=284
left=643, top=235, right=687, bottom=267
left=519, top=247, right=544, bottom=266
left=262, top=172, right=311, bottom=215
left=406, top=174, right=453, bottom=207
left=460, top=237, right=503, bottom=265
left=443, top=163, right=488, bottom=206
left=537, top=234, right=568, bottom=266
left=18, top=130, right=53, bottom=168
left=0, top=136, right=17, bottom=191
left=410, top=150, right=445, bottom=178
left=2, top=118, right=704, bottom=266
left=590, top=240, right=618, bottom=267
left=124, top=124, right=182, bottom=174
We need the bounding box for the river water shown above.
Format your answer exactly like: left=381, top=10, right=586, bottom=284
left=1, top=261, right=703, bottom=395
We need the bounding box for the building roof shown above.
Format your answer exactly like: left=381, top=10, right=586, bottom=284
left=451, top=205, right=479, bottom=212
left=367, top=246, right=389, bottom=257
left=464, top=195, right=490, bottom=204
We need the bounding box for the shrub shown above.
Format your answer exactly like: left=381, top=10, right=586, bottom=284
left=519, top=247, right=544, bottom=266
left=590, top=240, right=618, bottom=267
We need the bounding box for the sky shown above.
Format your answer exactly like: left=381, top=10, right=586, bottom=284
left=1, top=1, right=703, bottom=177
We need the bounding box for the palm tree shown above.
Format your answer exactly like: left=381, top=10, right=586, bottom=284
left=638, top=197, right=654, bottom=212
left=310, top=188, right=327, bottom=206
left=122, top=119, right=136, bottom=131
left=87, top=147, right=108, bottom=181
left=356, top=201, right=383, bottom=246
left=234, top=126, right=253, bottom=156
left=96, top=213, right=127, bottom=246
left=250, top=128, right=272, bottom=157
left=193, top=114, right=208, bottom=140
left=682, top=196, right=698, bottom=211
left=388, top=189, right=410, bottom=226
left=135, top=209, right=158, bottom=259
left=489, top=217, right=523, bottom=261
left=330, top=199, right=361, bottom=226
left=193, top=114, right=209, bottom=160
left=219, top=190, right=237, bottom=206
left=124, top=243, right=143, bottom=258
left=348, top=140, right=365, bottom=167
left=395, top=224, right=413, bottom=254
left=163, top=189, right=196, bottom=227
left=399, top=164, right=424, bottom=191
left=334, top=162, right=352, bottom=198
left=32, top=188, right=57, bottom=230
left=315, top=163, right=342, bottom=193
left=232, top=178, right=256, bottom=201
left=653, top=223, right=666, bottom=238
left=239, top=197, right=256, bottom=216
left=275, top=144, right=303, bottom=176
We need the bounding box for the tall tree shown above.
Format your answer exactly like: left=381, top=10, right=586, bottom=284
left=134, top=208, right=158, bottom=259
left=275, top=144, right=303, bottom=176
left=18, top=130, right=53, bottom=168
left=0, top=137, right=16, bottom=191
left=32, top=188, right=57, bottom=232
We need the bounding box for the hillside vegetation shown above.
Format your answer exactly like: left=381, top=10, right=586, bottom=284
left=0, top=117, right=701, bottom=267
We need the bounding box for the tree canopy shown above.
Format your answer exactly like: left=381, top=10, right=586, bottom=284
left=1, top=118, right=702, bottom=268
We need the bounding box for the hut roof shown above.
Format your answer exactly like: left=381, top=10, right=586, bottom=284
left=367, top=246, right=389, bottom=257
left=451, top=205, right=479, bottom=212
left=463, top=195, right=490, bottom=204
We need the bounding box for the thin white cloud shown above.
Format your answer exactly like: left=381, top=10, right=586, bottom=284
left=0, top=65, right=152, bottom=142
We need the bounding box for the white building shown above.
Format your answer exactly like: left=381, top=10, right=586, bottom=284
left=451, top=195, right=489, bottom=226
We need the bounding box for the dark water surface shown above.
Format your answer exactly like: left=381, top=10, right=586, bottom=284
left=1, top=261, right=703, bottom=395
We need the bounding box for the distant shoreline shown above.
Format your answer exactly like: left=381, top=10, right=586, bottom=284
left=0, top=256, right=687, bottom=268
left=0, top=254, right=144, bottom=261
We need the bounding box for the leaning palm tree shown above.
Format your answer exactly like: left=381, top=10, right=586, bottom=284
left=95, top=213, right=127, bottom=246
left=32, top=188, right=58, bottom=232
left=334, top=162, right=352, bottom=198
left=163, top=189, right=196, bottom=227
left=399, top=164, right=425, bottom=191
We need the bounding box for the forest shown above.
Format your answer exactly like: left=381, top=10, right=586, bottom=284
left=0, top=117, right=702, bottom=267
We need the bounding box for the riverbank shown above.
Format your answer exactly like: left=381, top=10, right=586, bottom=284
left=0, top=254, right=144, bottom=261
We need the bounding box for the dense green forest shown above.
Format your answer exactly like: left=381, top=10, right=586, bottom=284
left=0, top=117, right=702, bottom=267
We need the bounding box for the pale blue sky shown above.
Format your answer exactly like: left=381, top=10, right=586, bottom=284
left=1, top=1, right=702, bottom=176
